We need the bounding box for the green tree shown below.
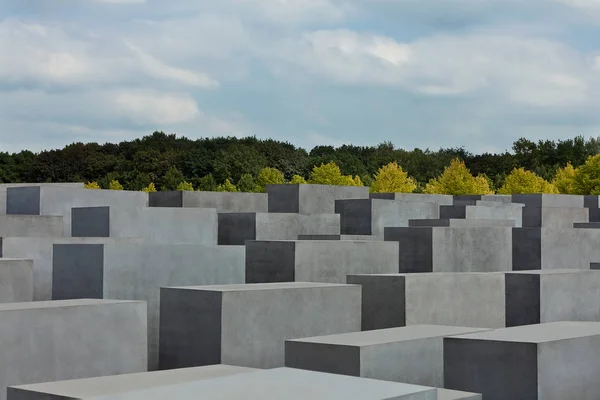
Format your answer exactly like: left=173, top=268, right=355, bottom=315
left=108, top=180, right=123, bottom=190
left=255, top=167, right=285, bottom=192
left=308, top=162, right=363, bottom=186
left=195, top=174, right=218, bottom=191
left=213, top=144, right=267, bottom=183
left=423, top=159, right=493, bottom=195
left=497, top=168, right=558, bottom=194
left=161, top=167, right=185, bottom=191
left=370, top=162, right=417, bottom=193
left=236, top=174, right=256, bottom=192
left=573, top=154, right=600, bottom=195
left=216, top=179, right=239, bottom=192
left=553, top=163, right=577, bottom=194
left=176, top=181, right=194, bottom=191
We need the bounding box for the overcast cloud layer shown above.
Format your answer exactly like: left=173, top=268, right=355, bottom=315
left=2, top=0, right=600, bottom=153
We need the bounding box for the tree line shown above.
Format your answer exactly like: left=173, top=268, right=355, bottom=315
left=1, top=131, right=599, bottom=194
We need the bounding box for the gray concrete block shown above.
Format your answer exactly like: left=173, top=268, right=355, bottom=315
left=8, top=365, right=257, bottom=400
left=522, top=206, right=588, bottom=228
left=452, top=195, right=481, bottom=206
left=71, top=206, right=217, bottom=245
left=592, top=263, right=600, bottom=269
left=297, top=234, right=381, bottom=241
left=245, top=240, right=398, bottom=284
left=71, top=368, right=438, bottom=400
left=513, top=227, right=600, bottom=270
left=409, top=219, right=515, bottom=227
left=370, top=193, right=453, bottom=206
left=217, top=212, right=339, bottom=245
left=0, top=215, right=63, bottom=237
left=465, top=203, right=523, bottom=227
left=0, top=258, right=33, bottom=302
left=385, top=227, right=512, bottom=273
left=512, top=193, right=585, bottom=208
left=444, top=321, right=600, bottom=400
left=480, top=194, right=513, bottom=204
left=439, top=206, right=466, bottom=219
left=6, top=186, right=148, bottom=236
left=584, top=195, right=599, bottom=208
left=285, top=325, right=488, bottom=387
left=159, top=282, right=362, bottom=369
left=336, top=199, right=439, bottom=236
left=591, top=208, right=600, bottom=222
left=0, top=237, right=144, bottom=301
left=574, top=222, right=600, bottom=228
left=52, top=243, right=245, bottom=370
left=149, top=191, right=268, bottom=213
left=0, top=183, right=84, bottom=215
left=0, top=299, right=147, bottom=400
left=267, top=184, right=369, bottom=214
left=436, top=389, right=482, bottom=400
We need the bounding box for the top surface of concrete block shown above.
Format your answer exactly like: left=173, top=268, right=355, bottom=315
left=10, top=365, right=256, bottom=398
left=437, top=389, right=482, bottom=400
left=84, top=368, right=437, bottom=400
left=506, top=269, right=597, bottom=276
left=0, top=298, right=141, bottom=311
left=451, top=321, right=600, bottom=343
left=167, top=282, right=357, bottom=292
left=290, top=325, right=489, bottom=346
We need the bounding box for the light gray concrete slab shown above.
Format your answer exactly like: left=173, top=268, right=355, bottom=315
left=8, top=365, right=257, bottom=400
left=52, top=243, right=245, bottom=370
left=0, top=215, right=63, bottom=237
left=149, top=191, right=268, bottom=212
left=0, top=299, right=147, bottom=400
left=0, top=258, right=33, bottom=302
left=71, top=206, right=217, bottom=245
left=436, top=389, right=481, bottom=400
left=370, top=193, right=453, bottom=206
left=6, top=186, right=148, bottom=236
left=444, top=321, right=600, bottom=400
left=522, top=206, right=589, bottom=228
left=267, top=184, right=369, bottom=214
left=159, top=282, right=361, bottom=369
left=512, top=194, right=585, bottom=208
left=409, top=219, right=515, bottom=227
left=0, top=183, right=84, bottom=215
left=285, top=325, right=489, bottom=387
left=297, top=234, right=382, bottom=241
left=245, top=240, right=398, bottom=284
left=81, top=368, right=437, bottom=400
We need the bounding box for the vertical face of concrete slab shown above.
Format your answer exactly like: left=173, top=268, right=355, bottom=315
left=465, top=204, right=522, bottom=227
left=266, top=184, right=300, bottom=213
left=219, top=283, right=362, bottom=368
left=540, top=207, right=589, bottom=228
left=252, top=214, right=339, bottom=241
left=72, top=207, right=111, bottom=237
left=385, top=227, right=433, bottom=273
left=0, top=259, right=33, bottom=303
left=590, top=208, right=600, bottom=222
left=284, top=341, right=362, bottom=377
left=6, top=187, right=41, bottom=215
left=335, top=199, right=372, bottom=235
left=159, top=288, right=223, bottom=370
left=439, top=206, right=466, bottom=219
left=370, top=200, right=439, bottom=237
left=504, top=273, right=540, bottom=327
left=181, top=192, right=268, bottom=213
left=404, top=273, right=506, bottom=328
left=293, top=241, right=399, bottom=283
left=346, top=274, right=406, bottom=330
left=584, top=195, right=599, bottom=209
left=148, top=191, right=183, bottom=207
left=52, top=244, right=105, bottom=300
left=0, top=215, right=63, bottom=237
left=512, top=227, right=542, bottom=270
left=0, top=299, right=148, bottom=400
left=538, top=271, right=600, bottom=323
left=432, top=227, right=512, bottom=273
left=513, top=194, right=584, bottom=208
left=541, top=228, right=600, bottom=270
left=444, top=339, right=538, bottom=400
left=244, top=241, right=296, bottom=283
left=218, top=213, right=256, bottom=245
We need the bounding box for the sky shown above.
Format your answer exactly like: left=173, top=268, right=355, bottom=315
left=2, top=0, right=600, bottom=154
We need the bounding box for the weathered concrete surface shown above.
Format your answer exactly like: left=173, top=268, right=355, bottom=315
left=149, top=191, right=268, bottom=213
left=409, top=219, right=515, bottom=227
left=72, top=206, right=217, bottom=245
left=0, top=258, right=33, bottom=303
left=0, top=215, right=63, bottom=237
left=513, top=227, right=600, bottom=270
left=336, top=199, right=439, bottom=236
left=370, top=193, right=453, bottom=206
left=71, top=368, right=437, bottom=400
left=591, top=208, right=600, bottom=222
left=159, top=282, right=361, bottom=369
left=444, top=321, right=600, bottom=400
left=0, top=299, right=147, bottom=400
left=574, top=222, right=600, bottom=228
left=267, top=184, right=369, bottom=214
left=218, top=212, right=339, bottom=245
left=6, top=186, right=148, bottom=236
left=584, top=195, right=600, bottom=208
left=480, top=195, right=513, bottom=204
left=0, top=237, right=143, bottom=301
left=297, top=234, right=381, bottom=241
left=52, top=243, right=245, bottom=370
left=347, top=273, right=507, bottom=330
left=512, top=193, right=585, bottom=208
left=0, top=183, right=84, bottom=215
left=245, top=240, right=398, bottom=284
left=522, top=206, right=588, bottom=228
left=385, top=227, right=512, bottom=273
left=285, top=325, right=488, bottom=387
left=8, top=365, right=257, bottom=400
left=465, top=203, right=523, bottom=227
left=437, top=389, right=482, bottom=400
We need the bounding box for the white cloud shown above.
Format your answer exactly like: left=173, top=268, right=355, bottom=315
left=112, top=90, right=202, bottom=125
left=92, top=0, right=147, bottom=3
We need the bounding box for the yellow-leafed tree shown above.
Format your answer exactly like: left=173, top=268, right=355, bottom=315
left=176, top=181, right=194, bottom=191
left=142, top=183, right=157, bottom=193
left=573, top=154, right=600, bottom=195
left=84, top=181, right=101, bottom=189
left=108, top=180, right=123, bottom=190
left=552, top=163, right=577, bottom=194
left=216, top=179, right=239, bottom=192
left=255, top=167, right=285, bottom=192
left=289, top=175, right=307, bottom=184
left=497, top=168, right=558, bottom=194
left=370, top=162, right=417, bottom=193
left=423, top=159, right=493, bottom=195
left=308, top=162, right=363, bottom=186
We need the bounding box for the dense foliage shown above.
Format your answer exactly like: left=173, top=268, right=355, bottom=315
left=1, top=132, right=600, bottom=194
